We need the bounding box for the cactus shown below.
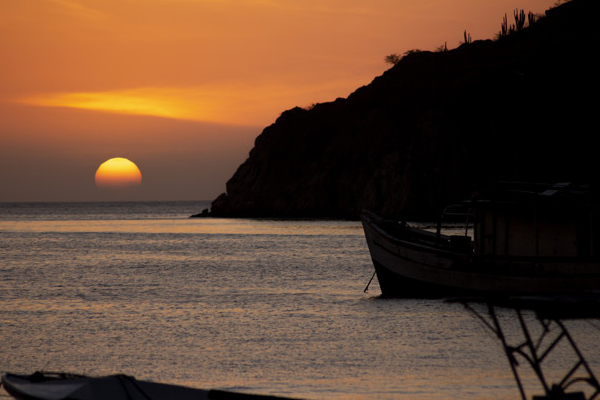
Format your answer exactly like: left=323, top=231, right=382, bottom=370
left=500, top=13, right=508, bottom=36
left=514, top=9, right=526, bottom=31
left=463, top=30, right=472, bottom=44
left=528, top=11, right=537, bottom=26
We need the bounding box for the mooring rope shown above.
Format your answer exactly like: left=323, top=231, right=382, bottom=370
left=363, top=271, right=376, bottom=293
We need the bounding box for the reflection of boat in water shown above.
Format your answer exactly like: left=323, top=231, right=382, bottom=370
left=455, top=295, right=600, bottom=400
left=361, top=182, right=600, bottom=298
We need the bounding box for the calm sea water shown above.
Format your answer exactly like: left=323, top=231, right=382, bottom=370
left=1, top=202, right=599, bottom=400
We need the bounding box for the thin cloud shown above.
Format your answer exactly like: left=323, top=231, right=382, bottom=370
left=12, top=78, right=355, bottom=126
left=46, top=0, right=107, bottom=20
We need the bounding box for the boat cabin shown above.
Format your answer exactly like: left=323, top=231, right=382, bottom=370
left=471, top=182, right=599, bottom=258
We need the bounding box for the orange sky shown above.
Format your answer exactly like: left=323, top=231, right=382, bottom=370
left=0, top=0, right=554, bottom=202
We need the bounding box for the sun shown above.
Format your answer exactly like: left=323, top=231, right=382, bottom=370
left=95, top=158, right=142, bottom=189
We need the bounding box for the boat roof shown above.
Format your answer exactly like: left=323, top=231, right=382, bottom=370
left=472, top=181, right=594, bottom=207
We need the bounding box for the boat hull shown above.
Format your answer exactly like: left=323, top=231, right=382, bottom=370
left=361, top=211, right=600, bottom=298
left=1, top=372, right=298, bottom=400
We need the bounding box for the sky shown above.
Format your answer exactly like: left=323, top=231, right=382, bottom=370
left=0, top=0, right=555, bottom=202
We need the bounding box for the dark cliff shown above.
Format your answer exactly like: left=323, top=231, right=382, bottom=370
left=207, top=0, right=600, bottom=220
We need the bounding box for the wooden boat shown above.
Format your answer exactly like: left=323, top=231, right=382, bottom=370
left=1, top=372, right=298, bottom=400
left=361, top=182, right=600, bottom=298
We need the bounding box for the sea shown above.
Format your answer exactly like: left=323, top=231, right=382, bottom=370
left=1, top=201, right=600, bottom=400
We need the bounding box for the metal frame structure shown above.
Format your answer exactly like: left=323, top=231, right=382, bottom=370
left=460, top=300, right=600, bottom=400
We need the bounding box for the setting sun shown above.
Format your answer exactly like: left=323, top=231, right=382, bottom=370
left=95, top=158, right=142, bottom=189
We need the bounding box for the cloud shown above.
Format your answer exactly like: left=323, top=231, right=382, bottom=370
left=13, top=77, right=358, bottom=126
left=16, top=88, right=208, bottom=122
left=46, top=0, right=107, bottom=20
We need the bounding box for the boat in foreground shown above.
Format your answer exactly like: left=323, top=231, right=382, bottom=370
left=361, top=182, right=600, bottom=297
left=1, top=372, right=298, bottom=400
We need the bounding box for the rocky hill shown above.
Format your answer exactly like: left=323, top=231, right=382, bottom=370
left=203, top=0, right=600, bottom=220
